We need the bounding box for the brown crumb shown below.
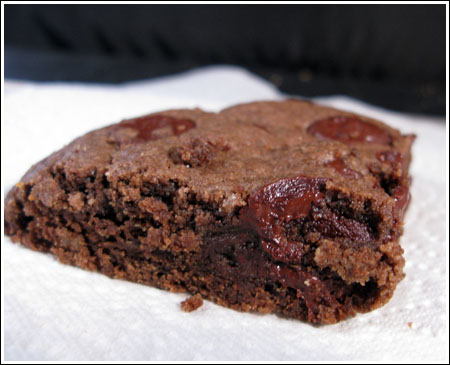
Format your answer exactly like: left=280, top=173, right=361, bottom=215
left=408, top=322, right=414, bottom=328
left=181, top=294, right=203, bottom=312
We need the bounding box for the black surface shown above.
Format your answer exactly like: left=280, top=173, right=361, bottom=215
left=4, top=4, right=446, bottom=115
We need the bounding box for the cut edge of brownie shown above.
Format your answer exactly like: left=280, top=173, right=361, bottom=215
left=4, top=172, right=407, bottom=324
left=4, top=99, right=414, bottom=324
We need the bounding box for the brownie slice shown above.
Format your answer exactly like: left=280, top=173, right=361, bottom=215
left=4, top=100, right=415, bottom=324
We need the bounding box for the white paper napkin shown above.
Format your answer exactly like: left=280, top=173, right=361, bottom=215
left=3, top=65, right=448, bottom=361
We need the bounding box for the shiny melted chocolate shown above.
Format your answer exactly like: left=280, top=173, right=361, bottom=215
left=118, top=115, right=196, bottom=142
left=240, top=176, right=339, bottom=320
left=392, top=183, right=410, bottom=220
left=204, top=175, right=379, bottom=322
left=307, top=116, right=392, bottom=145
left=203, top=227, right=338, bottom=323
left=242, top=176, right=327, bottom=263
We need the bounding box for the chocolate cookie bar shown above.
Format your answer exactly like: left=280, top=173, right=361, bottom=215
left=5, top=100, right=415, bottom=324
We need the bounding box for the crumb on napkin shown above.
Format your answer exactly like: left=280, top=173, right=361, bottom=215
left=181, top=294, right=203, bottom=312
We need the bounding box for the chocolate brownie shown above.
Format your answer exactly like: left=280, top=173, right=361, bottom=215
left=4, top=99, right=415, bottom=324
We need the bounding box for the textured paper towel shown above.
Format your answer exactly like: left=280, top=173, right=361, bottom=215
left=3, top=66, right=448, bottom=361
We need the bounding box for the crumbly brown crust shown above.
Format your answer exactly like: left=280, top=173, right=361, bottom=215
left=4, top=99, right=414, bottom=324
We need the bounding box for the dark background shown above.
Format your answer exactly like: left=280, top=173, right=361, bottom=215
left=4, top=4, right=446, bottom=115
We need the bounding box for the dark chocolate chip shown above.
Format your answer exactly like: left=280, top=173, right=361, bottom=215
left=307, top=116, right=392, bottom=145
left=241, top=176, right=327, bottom=263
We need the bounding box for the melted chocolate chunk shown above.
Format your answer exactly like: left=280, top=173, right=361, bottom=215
left=308, top=203, right=375, bottom=243
left=307, top=116, right=392, bottom=145
left=241, top=176, right=379, bottom=261
left=203, top=229, right=338, bottom=323
left=392, top=183, right=410, bottom=220
left=326, top=158, right=361, bottom=178
left=241, top=176, right=327, bottom=264
left=118, top=115, right=196, bottom=142
left=247, top=176, right=327, bottom=224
